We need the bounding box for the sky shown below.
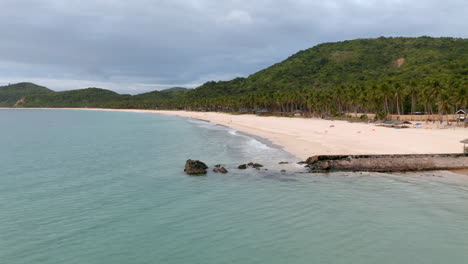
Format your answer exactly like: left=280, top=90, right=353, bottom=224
left=0, top=0, right=467, bottom=94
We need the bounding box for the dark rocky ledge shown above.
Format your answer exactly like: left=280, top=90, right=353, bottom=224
left=305, top=154, right=468, bottom=173
left=184, top=159, right=208, bottom=175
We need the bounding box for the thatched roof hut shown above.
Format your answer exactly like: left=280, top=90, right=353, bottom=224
left=461, top=139, right=468, bottom=154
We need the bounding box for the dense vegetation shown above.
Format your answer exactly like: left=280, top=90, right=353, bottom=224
left=21, top=88, right=130, bottom=107
left=4, top=37, right=468, bottom=120
left=0, top=82, right=53, bottom=106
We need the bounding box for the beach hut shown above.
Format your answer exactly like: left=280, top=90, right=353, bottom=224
left=294, top=110, right=303, bottom=117
left=461, top=139, right=468, bottom=154
left=455, top=109, right=467, bottom=121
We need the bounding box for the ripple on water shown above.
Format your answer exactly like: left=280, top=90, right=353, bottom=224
left=0, top=109, right=467, bottom=264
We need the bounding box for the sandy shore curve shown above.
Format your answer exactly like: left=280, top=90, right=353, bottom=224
left=73, top=108, right=467, bottom=160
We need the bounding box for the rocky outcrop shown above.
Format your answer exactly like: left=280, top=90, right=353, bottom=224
left=14, top=97, right=26, bottom=107
left=238, top=164, right=248, bottom=169
left=238, top=162, right=264, bottom=169
left=219, top=167, right=229, bottom=173
left=213, top=164, right=228, bottom=173
left=184, top=159, right=208, bottom=175
left=305, top=154, right=468, bottom=172
left=248, top=162, right=263, bottom=168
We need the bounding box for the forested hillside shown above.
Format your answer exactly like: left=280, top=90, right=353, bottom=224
left=19, top=88, right=130, bottom=107
left=4, top=37, right=468, bottom=119
left=0, top=83, right=53, bottom=106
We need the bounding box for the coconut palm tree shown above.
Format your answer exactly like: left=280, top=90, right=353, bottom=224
left=437, top=90, right=452, bottom=124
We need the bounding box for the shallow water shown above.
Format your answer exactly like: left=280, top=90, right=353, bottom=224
left=0, top=109, right=467, bottom=264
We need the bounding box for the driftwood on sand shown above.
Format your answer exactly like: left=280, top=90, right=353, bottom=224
left=305, top=154, right=468, bottom=173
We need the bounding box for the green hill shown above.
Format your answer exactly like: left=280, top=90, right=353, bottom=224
left=19, top=88, right=130, bottom=107
left=176, top=36, right=467, bottom=117
left=193, top=36, right=467, bottom=95
left=132, top=87, right=187, bottom=100
left=0, top=82, right=53, bottom=106
left=160, top=87, right=188, bottom=93
left=6, top=37, right=468, bottom=118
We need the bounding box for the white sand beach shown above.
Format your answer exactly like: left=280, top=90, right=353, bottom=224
left=72, top=108, right=467, bottom=160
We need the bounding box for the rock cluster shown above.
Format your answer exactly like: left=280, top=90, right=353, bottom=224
left=184, top=159, right=208, bottom=175
left=238, top=164, right=248, bottom=169
left=238, top=162, right=264, bottom=169
left=184, top=160, right=230, bottom=175
left=184, top=159, right=307, bottom=175
left=213, top=164, right=228, bottom=174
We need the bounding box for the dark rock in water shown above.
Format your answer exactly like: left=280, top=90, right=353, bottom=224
left=251, top=163, right=263, bottom=168
left=184, top=159, right=208, bottom=175
left=279, top=161, right=289, bottom=164
left=213, top=166, right=229, bottom=173
left=214, top=164, right=221, bottom=168
left=297, top=161, right=307, bottom=165
left=280, top=169, right=286, bottom=173
left=239, top=162, right=263, bottom=169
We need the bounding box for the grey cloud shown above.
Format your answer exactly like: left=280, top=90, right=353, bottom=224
left=0, top=0, right=467, bottom=93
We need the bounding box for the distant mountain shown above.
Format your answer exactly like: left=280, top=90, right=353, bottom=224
left=0, top=82, right=53, bottom=106
left=160, top=87, right=188, bottom=93
left=193, top=36, right=467, bottom=96
left=4, top=37, right=467, bottom=117
left=18, top=88, right=130, bottom=107
left=132, top=87, right=187, bottom=100
left=128, top=87, right=189, bottom=106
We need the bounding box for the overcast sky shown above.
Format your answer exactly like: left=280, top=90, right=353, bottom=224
left=0, top=0, right=466, bottom=93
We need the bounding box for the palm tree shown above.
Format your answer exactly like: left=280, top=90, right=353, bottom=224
left=453, top=81, right=467, bottom=111
left=406, top=81, right=419, bottom=117
left=378, top=82, right=391, bottom=115
left=392, top=82, right=406, bottom=116
left=367, top=84, right=382, bottom=114
left=428, top=80, right=446, bottom=123
left=437, top=90, right=452, bottom=124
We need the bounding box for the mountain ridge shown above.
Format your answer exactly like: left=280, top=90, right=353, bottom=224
left=2, top=36, right=467, bottom=117
left=0, top=82, right=53, bottom=107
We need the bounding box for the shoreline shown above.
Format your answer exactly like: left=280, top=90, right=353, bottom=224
left=2, top=107, right=468, bottom=160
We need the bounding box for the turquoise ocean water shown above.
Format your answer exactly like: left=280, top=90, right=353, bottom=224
left=0, top=109, right=467, bottom=264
